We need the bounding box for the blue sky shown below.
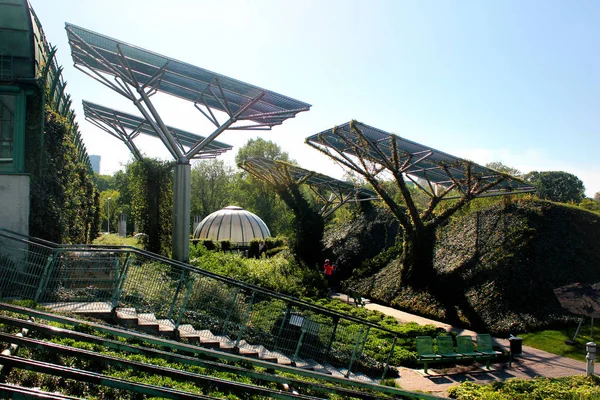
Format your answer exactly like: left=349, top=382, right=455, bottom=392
left=29, top=0, right=600, bottom=196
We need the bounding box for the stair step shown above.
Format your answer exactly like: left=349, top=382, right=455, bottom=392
left=337, top=368, right=376, bottom=383
left=137, top=313, right=159, bottom=334
left=177, top=325, right=223, bottom=349
left=115, top=307, right=138, bottom=326
left=322, top=363, right=345, bottom=378
left=293, top=358, right=329, bottom=373
left=156, top=319, right=176, bottom=337
left=42, top=302, right=113, bottom=319
left=237, top=341, right=281, bottom=363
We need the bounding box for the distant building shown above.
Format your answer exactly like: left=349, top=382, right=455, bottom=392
left=90, top=155, right=101, bottom=174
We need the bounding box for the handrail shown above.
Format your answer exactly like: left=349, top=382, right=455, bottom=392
left=0, top=228, right=401, bottom=335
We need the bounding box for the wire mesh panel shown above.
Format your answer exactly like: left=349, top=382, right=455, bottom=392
left=0, top=229, right=400, bottom=378
left=117, top=253, right=184, bottom=319
left=36, top=251, right=121, bottom=304
left=0, top=231, right=53, bottom=300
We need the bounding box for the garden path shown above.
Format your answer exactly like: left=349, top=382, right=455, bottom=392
left=331, top=292, right=588, bottom=398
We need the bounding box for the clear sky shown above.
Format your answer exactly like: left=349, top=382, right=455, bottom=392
left=29, top=0, right=600, bottom=196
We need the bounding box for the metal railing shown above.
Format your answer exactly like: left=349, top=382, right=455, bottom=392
left=0, top=228, right=399, bottom=378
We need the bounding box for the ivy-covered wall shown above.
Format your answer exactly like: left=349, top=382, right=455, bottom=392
left=27, top=105, right=99, bottom=243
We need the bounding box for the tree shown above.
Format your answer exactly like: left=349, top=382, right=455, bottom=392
left=235, top=138, right=290, bottom=165
left=307, top=120, right=524, bottom=288
left=190, top=159, right=234, bottom=224
left=524, top=171, right=585, bottom=203
left=126, top=159, right=174, bottom=255
left=234, top=139, right=295, bottom=237
left=486, top=162, right=522, bottom=178
left=240, top=159, right=324, bottom=269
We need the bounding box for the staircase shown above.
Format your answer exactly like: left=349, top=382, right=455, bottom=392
left=41, top=300, right=374, bottom=381
left=0, top=228, right=400, bottom=383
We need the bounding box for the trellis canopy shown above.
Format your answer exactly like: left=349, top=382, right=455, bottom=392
left=66, top=23, right=311, bottom=129
left=240, top=157, right=377, bottom=217
left=306, top=121, right=535, bottom=198
left=83, top=100, right=232, bottom=159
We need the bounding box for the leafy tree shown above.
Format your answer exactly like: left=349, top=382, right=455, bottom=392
left=233, top=139, right=295, bottom=237
left=594, top=192, right=600, bottom=203
left=486, top=161, right=522, bottom=178
left=524, top=171, right=585, bottom=203
left=235, top=138, right=290, bottom=165
left=307, top=120, right=524, bottom=288
left=190, top=159, right=235, bottom=225
left=126, top=159, right=174, bottom=255
left=579, top=198, right=600, bottom=213
left=92, top=174, right=115, bottom=192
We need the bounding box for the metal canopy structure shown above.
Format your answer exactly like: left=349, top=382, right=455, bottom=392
left=66, top=23, right=310, bottom=262
left=306, top=121, right=535, bottom=199
left=240, top=157, right=378, bottom=218
left=83, top=100, right=232, bottom=161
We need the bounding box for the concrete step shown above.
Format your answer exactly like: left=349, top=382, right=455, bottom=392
left=136, top=313, right=159, bottom=334
left=337, top=367, right=377, bottom=383
left=42, top=302, right=113, bottom=320
left=114, top=307, right=138, bottom=327
left=237, top=340, right=290, bottom=364
left=293, top=358, right=330, bottom=374
left=177, top=325, right=222, bottom=349
left=156, top=319, right=176, bottom=337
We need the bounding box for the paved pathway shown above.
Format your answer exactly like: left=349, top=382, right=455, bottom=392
left=332, top=292, right=587, bottom=398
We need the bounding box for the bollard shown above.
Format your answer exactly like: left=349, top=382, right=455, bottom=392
left=587, top=342, right=596, bottom=377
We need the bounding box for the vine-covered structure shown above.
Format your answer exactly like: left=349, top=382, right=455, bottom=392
left=0, top=0, right=98, bottom=242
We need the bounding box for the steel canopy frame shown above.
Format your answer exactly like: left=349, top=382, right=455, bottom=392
left=65, top=23, right=311, bottom=262
left=240, top=157, right=378, bottom=218
left=82, top=101, right=232, bottom=162
left=305, top=121, right=536, bottom=200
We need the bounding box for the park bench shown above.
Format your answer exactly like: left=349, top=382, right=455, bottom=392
left=456, top=335, right=499, bottom=369
left=415, top=335, right=446, bottom=373
left=476, top=333, right=502, bottom=367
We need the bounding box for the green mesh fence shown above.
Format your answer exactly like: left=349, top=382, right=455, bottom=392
left=0, top=229, right=398, bottom=377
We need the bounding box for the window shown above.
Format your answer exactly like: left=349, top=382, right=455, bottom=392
left=0, top=94, right=15, bottom=165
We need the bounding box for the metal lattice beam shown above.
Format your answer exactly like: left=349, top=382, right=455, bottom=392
left=66, top=23, right=310, bottom=262
left=240, top=157, right=378, bottom=217
left=306, top=121, right=535, bottom=200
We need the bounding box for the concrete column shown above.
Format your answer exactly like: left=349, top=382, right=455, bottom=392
left=172, top=160, right=191, bottom=263
left=118, top=213, right=127, bottom=237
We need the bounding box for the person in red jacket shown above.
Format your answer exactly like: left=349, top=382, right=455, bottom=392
left=323, top=259, right=335, bottom=290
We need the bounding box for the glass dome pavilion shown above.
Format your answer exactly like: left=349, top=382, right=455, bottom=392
left=193, top=206, right=270, bottom=246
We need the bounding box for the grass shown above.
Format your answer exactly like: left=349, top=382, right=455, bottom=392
left=92, top=233, right=143, bottom=247
left=520, top=320, right=600, bottom=362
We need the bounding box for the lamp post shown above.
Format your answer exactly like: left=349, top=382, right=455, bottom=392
left=107, top=197, right=111, bottom=234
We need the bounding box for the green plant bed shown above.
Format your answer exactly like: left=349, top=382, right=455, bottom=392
left=520, top=323, right=600, bottom=363
left=448, top=375, right=600, bottom=399
left=93, top=233, right=143, bottom=247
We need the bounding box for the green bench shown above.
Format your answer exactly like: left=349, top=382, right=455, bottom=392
left=416, top=334, right=502, bottom=373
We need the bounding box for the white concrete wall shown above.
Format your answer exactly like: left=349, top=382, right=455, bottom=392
left=0, top=175, right=29, bottom=235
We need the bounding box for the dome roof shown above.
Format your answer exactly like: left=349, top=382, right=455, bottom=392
left=193, top=206, right=270, bottom=245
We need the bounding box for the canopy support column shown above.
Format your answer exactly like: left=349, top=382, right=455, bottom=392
left=173, top=160, right=191, bottom=262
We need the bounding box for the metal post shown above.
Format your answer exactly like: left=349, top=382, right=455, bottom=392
left=222, top=287, right=240, bottom=335
left=587, top=342, right=596, bottom=376
left=325, top=317, right=339, bottom=357
left=107, top=197, right=111, bottom=234
left=34, top=255, right=56, bottom=303
left=172, top=161, right=191, bottom=263
left=168, top=270, right=188, bottom=320
left=381, top=337, right=397, bottom=380
left=293, top=330, right=307, bottom=361
left=175, top=276, right=196, bottom=331
left=346, top=326, right=365, bottom=378
left=236, top=291, right=256, bottom=346
left=110, top=254, right=131, bottom=309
